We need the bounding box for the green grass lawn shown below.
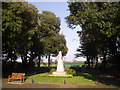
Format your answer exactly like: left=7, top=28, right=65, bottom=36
left=25, top=73, right=97, bottom=85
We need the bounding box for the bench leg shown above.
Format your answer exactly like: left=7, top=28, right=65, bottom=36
left=23, top=78, right=24, bottom=83
left=8, top=79, right=10, bottom=82
left=20, top=78, right=22, bottom=83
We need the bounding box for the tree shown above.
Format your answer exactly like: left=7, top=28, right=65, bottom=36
left=2, top=3, right=68, bottom=70
left=29, top=31, right=44, bottom=68
left=39, top=11, right=68, bottom=68
left=2, top=2, right=39, bottom=67
left=66, top=2, right=120, bottom=69
left=40, top=31, right=68, bottom=68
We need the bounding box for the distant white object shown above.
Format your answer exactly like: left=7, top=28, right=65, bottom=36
left=52, top=51, right=66, bottom=75
left=16, top=57, right=22, bottom=62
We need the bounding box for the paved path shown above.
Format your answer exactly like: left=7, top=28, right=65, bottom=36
left=2, top=79, right=119, bottom=88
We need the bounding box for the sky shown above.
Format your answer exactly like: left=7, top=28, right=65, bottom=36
left=27, top=2, right=86, bottom=62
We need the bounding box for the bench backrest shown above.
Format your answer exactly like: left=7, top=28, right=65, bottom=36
left=12, top=73, right=25, bottom=77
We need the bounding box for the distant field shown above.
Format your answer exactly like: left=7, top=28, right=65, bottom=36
left=64, top=63, right=84, bottom=66
left=35, top=62, right=85, bottom=68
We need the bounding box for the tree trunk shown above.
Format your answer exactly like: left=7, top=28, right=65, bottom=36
left=5, top=54, right=9, bottom=63
left=95, top=56, right=98, bottom=68
left=91, top=61, right=93, bottom=68
left=48, top=55, right=50, bottom=68
left=10, top=55, right=12, bottom=63
left=24, top=53, right=27, bottom=64
left=9, top=51, right=13, bottom=71
left=21, top=55, right=24, bottom=65
left=13, top=51, right=16, bottom=63
left=102, top=51, right=107, bottom=70
left=87, top=56, right=90, bottom=68
left=29, top=51, right=35, bottom=63
left=9, top=51, right=12, bottom=64
left=24, top=50, right=28, bottom=67
left=21, top=54, right=26, bottom=67
left=38, top=55, right=41, bottom=68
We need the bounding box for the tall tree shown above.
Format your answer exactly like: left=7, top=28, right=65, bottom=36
left=2, top=2, right=39, bottom=66
left=66, top=2, right=120, bottom=68
left=2, top=3, right=68, bottom=70
left=39, top=11, right=68, bottom=68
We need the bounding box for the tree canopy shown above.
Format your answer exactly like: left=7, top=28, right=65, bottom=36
left=2, top=2, right=39, bottom=64
left=39, top=11, right=68, bottom=67
left=2, top=2, right=68, bottom=69
left=66, top=1, right=120, bottom=68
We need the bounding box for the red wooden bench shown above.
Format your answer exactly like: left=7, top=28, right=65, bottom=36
left=8, top=73, right=25, bottom=83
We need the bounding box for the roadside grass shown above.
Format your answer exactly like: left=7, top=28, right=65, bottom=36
left=25, top=73, right=97, bottom=85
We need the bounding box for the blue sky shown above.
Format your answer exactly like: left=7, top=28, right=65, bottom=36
left=28, top=2, right=86, bottom=62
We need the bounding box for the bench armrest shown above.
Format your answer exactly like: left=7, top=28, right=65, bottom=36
left=8, top=75, right=12, bottom=78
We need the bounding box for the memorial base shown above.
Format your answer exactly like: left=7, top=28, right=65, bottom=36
left=52, top=71, right=66, bottom=75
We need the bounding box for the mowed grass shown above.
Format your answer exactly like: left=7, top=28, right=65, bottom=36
left=26, top=63, right=96, bottom=85
left=25, top=73, right=96, bottom=85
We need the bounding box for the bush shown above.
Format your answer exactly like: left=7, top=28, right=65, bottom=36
left=39, top=73, right=49, bottom=77
left=49, top=68, right=56, bottom=74
left=67, top=69, right=76, bottom=76
left=70, top=66, right=81, bottom=73
left=81, top=73, right=94, bottom=80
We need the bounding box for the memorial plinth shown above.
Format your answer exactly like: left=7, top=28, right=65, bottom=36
left=52, top=51, right=67, bottom=76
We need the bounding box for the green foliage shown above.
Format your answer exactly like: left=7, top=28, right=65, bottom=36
left=2, top=2, right=68, bottom=69
left=77, top=73, right=94, bottom=80
left=39, top=11, right=68, bottom=56
left=49, top=68, right=56, bottom=74
left=39, top=11, right=60, bottom=33
left=67, top=69, right=76, bottom=76
left=39, top=11, right=68, bottom=67
left=2, top=2, right=40, bottom=65
left=66, top=2, right=120, bottom=68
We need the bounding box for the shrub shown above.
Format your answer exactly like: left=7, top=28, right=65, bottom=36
left=49, top=68, right=56, bottom=74
left=81, top=73, right=94, bottom=80
left=39, top=73, right=49, bottom=77
left=67, top=69, right=76, bottom=76
left=70, top=66, right=81, bottom=73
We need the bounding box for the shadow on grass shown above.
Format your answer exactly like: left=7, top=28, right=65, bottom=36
left=69, top=65, right=94, bottom=80
left=80, top=67, right=120, bottom=87
left=68, top=65, right=120, bottom=87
